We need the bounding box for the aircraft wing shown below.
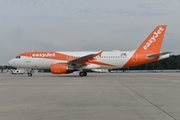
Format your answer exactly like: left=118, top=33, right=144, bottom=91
left=68, top=51, right=103, bottom=64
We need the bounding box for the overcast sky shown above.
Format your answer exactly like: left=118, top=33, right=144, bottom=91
left=0, top=0, right=180, bottom=65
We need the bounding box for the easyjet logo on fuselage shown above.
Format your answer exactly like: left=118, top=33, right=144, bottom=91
left=143, top=27, right=164, bottom=50
left=32, top=53, right=55, bottom=57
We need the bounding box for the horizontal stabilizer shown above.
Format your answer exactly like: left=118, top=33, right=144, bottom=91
left=147, top=52, right=171, bottom=59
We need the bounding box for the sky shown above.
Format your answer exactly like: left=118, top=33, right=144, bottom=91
left=0, top=0, right=180, bottom=65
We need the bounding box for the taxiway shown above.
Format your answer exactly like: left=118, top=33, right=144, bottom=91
left=0, top=73, right=180, bottom=120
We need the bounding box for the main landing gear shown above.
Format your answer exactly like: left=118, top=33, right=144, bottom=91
left=79, top=71, right=87, bottom=77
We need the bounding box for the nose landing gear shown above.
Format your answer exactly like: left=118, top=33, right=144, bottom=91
left=27, top=69, right=33, bottom=77
left=28, top=73, right=32, bottom=77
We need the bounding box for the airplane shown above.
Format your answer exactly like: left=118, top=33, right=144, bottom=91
left=9, top=25, right=171, bottom=77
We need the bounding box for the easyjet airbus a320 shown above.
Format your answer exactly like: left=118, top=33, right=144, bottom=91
left=9, top=25, right=171, bottom=77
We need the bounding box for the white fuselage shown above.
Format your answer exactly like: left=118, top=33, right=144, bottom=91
left=9, top=51, right=135, bottom=70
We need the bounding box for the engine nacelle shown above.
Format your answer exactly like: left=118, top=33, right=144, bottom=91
left=51, top=64, right=74, bottom=74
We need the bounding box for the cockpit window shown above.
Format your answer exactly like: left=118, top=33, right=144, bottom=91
left=16, top=56, right=21, bottom=59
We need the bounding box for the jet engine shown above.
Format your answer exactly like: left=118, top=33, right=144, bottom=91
left=51, top=64, right=74, bottom=74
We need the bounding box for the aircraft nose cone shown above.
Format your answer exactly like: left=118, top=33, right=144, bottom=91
left=8, top=59, right=14, bottom=66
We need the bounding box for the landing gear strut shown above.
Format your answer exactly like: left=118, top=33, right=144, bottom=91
left=27, top=69, right=33, bottom=77
left=79, top=71, right=87, bottom=77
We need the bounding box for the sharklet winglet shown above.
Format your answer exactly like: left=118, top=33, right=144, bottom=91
left=97, top=50, right=103, bottom=57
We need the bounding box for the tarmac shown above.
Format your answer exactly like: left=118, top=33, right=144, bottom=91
left=0, top=72, right=180, bottom=120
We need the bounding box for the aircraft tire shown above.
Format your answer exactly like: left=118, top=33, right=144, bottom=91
left=79, top=72, right=84, bottom=77
left=79, top=71, right=87, bottom=77
left=28, top=73, right=32, bottom=77
left=84, top=72, right=87, bottom=76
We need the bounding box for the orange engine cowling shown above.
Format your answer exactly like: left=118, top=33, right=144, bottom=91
left=51, top=64, right=74, bottom=74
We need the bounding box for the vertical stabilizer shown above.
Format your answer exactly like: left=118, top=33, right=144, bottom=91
left=123, top=25, right=167, bottom=68
left=137, top=25, right=166, bottom=53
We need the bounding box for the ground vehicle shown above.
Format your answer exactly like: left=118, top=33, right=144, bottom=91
left=11, top=69, right=24, bottom=75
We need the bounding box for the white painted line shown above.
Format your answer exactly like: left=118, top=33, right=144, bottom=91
left=171, top=80, right=179, bottom=82
left=161, top=79, right=167, bottom=81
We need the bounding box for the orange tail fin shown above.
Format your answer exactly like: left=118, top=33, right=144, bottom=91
left=123, top=25, right=167, bottom=68
left=137, top=25, right=167, bottom=53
